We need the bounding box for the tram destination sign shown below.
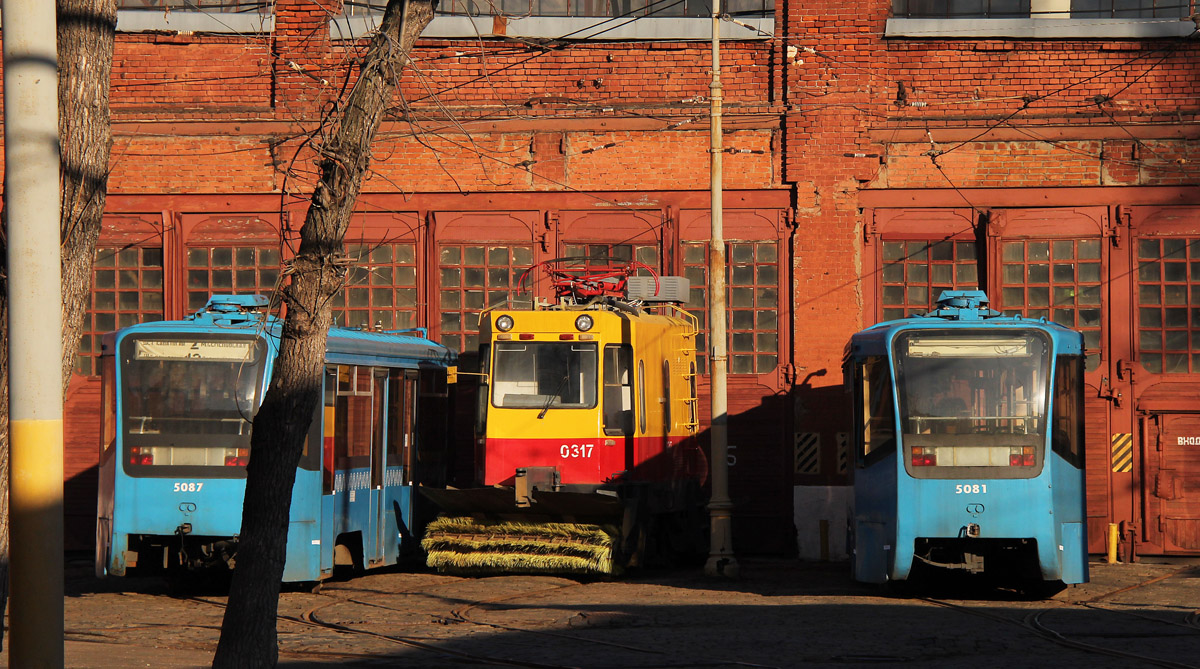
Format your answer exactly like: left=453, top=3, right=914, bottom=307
left=134, top=339, right=256, bottom=362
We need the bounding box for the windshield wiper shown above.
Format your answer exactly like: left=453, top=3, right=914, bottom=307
left=538, top=375, right=570, bottom=419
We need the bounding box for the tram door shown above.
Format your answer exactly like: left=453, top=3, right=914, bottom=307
left=383, top=369, right=417, bottom=561
left=367, top=369, right=387, bottom=566
left=329, top=365, right=388, bottom=568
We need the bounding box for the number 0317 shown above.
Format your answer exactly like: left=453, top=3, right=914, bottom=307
left=560, top=444, right=593, bottom=458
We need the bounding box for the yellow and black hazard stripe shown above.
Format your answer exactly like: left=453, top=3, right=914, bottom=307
left=1110, top=433, right=1133, bottom=473
left=794, top=432, right=820, bottom=475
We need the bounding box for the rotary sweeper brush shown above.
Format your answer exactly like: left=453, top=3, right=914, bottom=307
left=421, top=516, right=621, bottom=576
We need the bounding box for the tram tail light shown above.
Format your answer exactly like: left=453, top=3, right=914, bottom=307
left=224, top=448, right=250, bottom=467
left=1009, top=446, right=1035, bottom=467
left=911, top=446, right=936, bottom=467
left=128, top=447, right=153, bottom=466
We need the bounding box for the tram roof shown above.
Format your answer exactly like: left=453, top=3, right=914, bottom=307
left=847, top=290, right=1084, bottom=357
left=102, top=294, right=455, bottom=365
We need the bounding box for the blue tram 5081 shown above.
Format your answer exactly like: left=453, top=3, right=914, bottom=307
left=95, top=294, right=456, bottom=583
left=845, top=290, right=1087, bottom=591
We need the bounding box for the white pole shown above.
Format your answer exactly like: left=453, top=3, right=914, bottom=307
left=705, top=0, right=737, bottom=578
left=3, top=0, right=65, bottom=664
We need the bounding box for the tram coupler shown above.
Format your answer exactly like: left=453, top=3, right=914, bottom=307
left=514, top=466, right=559, bottom=507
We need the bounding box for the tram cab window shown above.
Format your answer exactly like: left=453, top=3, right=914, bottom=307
left=603, top=345, right=634, bottom=436
left=492, top=342, right=598, bottom=409
left=857, top=356, right=896, bottom=465
left=894, top=331, right=1049, bottom=479
left=119, top=335, right=265, bottom=477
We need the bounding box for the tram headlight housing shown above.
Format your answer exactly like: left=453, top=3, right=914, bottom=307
left=575, top=314, right=594, bottom=332
left=495, top=315, right=514, bottom=332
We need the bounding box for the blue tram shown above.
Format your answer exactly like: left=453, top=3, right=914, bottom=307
left=95, top=295, right=456, bottom=583
left=846, top=291, right=1087, bottom=589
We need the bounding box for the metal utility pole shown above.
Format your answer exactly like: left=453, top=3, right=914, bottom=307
left=705, top=0, right=738, bottom=578
left=3, top=0, right=66, bottom=664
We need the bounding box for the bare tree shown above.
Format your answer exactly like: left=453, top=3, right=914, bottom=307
left=0, top=0, right=115, bottom=652
left=59, top=0, right=116, bottom=391
left=212, top=1, right=435, bottom=665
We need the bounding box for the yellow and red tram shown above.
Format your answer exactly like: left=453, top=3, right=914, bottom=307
left=421, top=262, right=708, bottom=575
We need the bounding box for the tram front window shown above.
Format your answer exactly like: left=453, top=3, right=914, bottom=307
left=120, top=335, right=266, bottom=476
left=893, top=331, right=1049, bottom=478
left=492, top=342, right=598, bottom=410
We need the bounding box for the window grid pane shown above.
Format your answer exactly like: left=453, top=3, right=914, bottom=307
left=439, top=243, right=534, bottom=352
left=999, top=237, right=1103, bottom=369
left=185, top=245, right=280, bottom=313
left=334, top=242, right=418, bottom=331
left=880, top=239, right=978, bottom=322
left=682, top=241, right=779, bottom=375
left=1135, top=237, right=1200, bottom=374
left=79, top=246, right=166, bottom=375
left=562, top=243, right=659, bottom=277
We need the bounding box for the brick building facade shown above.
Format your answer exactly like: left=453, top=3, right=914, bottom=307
left=20, top=0, right=1200, bottom=558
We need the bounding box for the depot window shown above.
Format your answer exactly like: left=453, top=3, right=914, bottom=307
left=334, top=0, right=774, bottom=40
left=887, top=0, right=1195, bottom=37
left=116, top=1, right=275, bottom=33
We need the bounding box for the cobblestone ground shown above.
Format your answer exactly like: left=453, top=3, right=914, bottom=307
left=12, top=555, right=1200, bottom=668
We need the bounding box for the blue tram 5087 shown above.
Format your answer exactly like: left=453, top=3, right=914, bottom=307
left=95, top=295, right=456, bottom=583
left=845, top=291, right=1087, bottom=591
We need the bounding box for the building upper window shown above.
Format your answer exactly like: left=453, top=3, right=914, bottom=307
left=345, top=0, right=770, bottom=18
left=888, top=0, right=1196, bottom=37
left=893, top=0, right=1191, bottom=18
left=117, top=1, right=275, bottom=33
left=335, top=0, right=773, bottom=40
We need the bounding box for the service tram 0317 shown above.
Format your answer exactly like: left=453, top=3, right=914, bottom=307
left=95, top=294, right=456, bottom=583
left=845, top=290, right=1088, bottom=593
left=420, top=260, right=708, bottom=576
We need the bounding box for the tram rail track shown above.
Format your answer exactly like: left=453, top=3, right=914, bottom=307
left=304, top=577, right=780, bottom=669
left=920, top=565, right=1200, bottom=669
left=56, top=559, right=1199, bottom=667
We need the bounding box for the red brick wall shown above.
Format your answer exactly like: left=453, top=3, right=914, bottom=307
left=49, top=0, right=1200, bottom=545
left=113, top=35, right=272, bottom=112
left=782, top=3, right=1200, bottom=473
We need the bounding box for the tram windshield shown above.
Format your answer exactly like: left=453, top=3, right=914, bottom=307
left=119, top=335, right=267, bottom=476
left=893, top=330, right=1049, bottom=478
left=491, top=342, right=598, bottom=410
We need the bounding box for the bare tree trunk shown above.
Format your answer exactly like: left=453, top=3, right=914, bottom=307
left=212, top=1, right=434, bottom=666
left=0, top=0, right=114, bottom=653
left=58, top=0, right=116, bottom=390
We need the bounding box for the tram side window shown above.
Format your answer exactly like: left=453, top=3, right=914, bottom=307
left=1052, top=355, right=1084, bottom=468
left=371, top=370, right=386, bottom=488
left=637, top=360, right=647, bottom=434
left=662, top=360, right=672, bottom=431
left=604, top=345, right=634, bottom=436
left=334, top=366, right=374, bottom=472
left=100, top=355, right=116, bottom=466
left=860, top=357, right=896, bottom=464
left=323, top=367, right=336, bottom=494
left=300, top=395, right=321, bottom=472
left=416, top=369, right=450, bottom=487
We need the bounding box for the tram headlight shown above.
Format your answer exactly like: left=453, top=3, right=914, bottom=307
left=575, top=314, right=594, bottom=332
left=495, top=315, right=514, bottom=332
